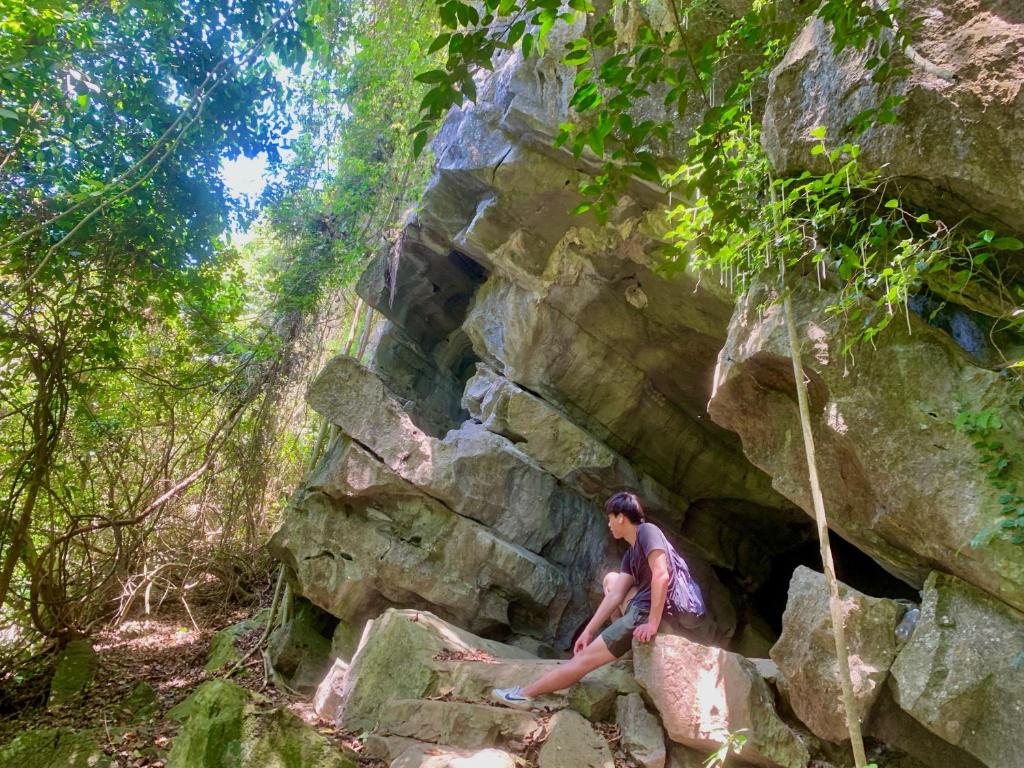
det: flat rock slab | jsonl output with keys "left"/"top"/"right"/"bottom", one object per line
{"left": 770, "top": 566, "right": 902, "bottom": 742}
{"left": 890, "top": 571, "right": 1024, "bottom": 768}
{"left": 391, "top": 745, "right": 518, "bottom": 768}
{"left": 0, "top": 727, "right": 112, "bottom": 768}
{"left": 538, "top": 709, "right": 613, "bottom": 768}
{"left": 379, "top": 700, "right": 540, "bottom": 751}
{"left": 634, "top": 634, "right": 809, "bottom": 768}
{"left": 48, "top": 639, "right": 97, "bottom": 708}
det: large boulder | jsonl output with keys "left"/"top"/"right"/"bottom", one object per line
{"left": 770, "top": 566, "right": 903, "bottom": 742}
{"left": 633, "top": 634, "right": 810, "bottom": 768}
{"left": 708, "top": 276, "right": 1024, "bottom": 614}
{"left": 327, "top": 608, "right": 640, "bottom": 734}
{"left": 307, "top": 355, "right": 603, "bottom": 559}
{"left": 271, "top": 441, "right": 583, "bottom": 642}
{"left": 889, "top": 571, "right": 1024, "bottom": 767}
{"left": 328, "top": 609, "right": 533, "bottom": 731}
{"left": 763, "top": 0, "right": 1024, "bottom": 235}
{"left": 866, "top": 682, "right": 986, "bottom": 768}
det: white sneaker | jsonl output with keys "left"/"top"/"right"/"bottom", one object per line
{"left": 490, "top": 686, "right": 535, "bottom": 711}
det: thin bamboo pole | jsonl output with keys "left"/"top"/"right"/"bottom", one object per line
{"left": 782, "top": 288, "right": 868, "bottom": 767}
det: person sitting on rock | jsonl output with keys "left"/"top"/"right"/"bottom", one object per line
{"left": 492, "top": 490, "right": 711, "bottom": 710}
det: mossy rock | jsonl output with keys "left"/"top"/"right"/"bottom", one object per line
{"left": 167, "top": 680, "right": 250, "bottom": 768}
{"left": 167, "top": 679, "right": 356, "bottom": 768}
{"left": 204, "top": 610, "right": 269, "bottom": 672}
{"left": 48, "top": 639, "right": 97, "bottom": 708}
{"left": 0, "top": 727, "right": 112, "bottom": 768}
{"left": 122, "top": 681, "right": 160, "bottom": 721}
{"left": 245, "top": 708, "right": 357, "bottom": 768}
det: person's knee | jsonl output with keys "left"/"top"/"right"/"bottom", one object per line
{"left": 578, "top": 637, "right": 616, "bottom": 672}
{"left": 602, "top": 572, "right": 618, "bottom": 595}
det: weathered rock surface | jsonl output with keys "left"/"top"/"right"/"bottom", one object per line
{"left": 167, "top": 679, "right": 356, "bottom": 768}
{"left": 866, "top": 682, "right": 986, "bottom": 768}
{"left": 380, "top": 699, "right": 540, "bottom": 751}
{"left": 0, "top": 728, "right": 111, "bottom": 768}
{"left": 538, "top": 709, "right": 613, "bottom": 768}
{"left": 770, "top": 566, "right": 903, "bottom": 742}
{"left": 889, "top": 571, "right": 1024, "bottom": 767}
{"left": 462, "top": 364, "right": 687, "bottom": 522}
{"left": 48, "top": 639, "right": 97, "bottom": 708}
{"left": 763, "top": 0, "right": 1024, "bottom": 235}
{"left": 271, "top": 481, "right": 576, "bottom": 644}
{"left": 709, "top": 276, "right": 1024, "bottom": 614}
{"left": 328, "top": 608, "right": 641, "bottom": 735}
{"left": 329, "top": 609, "right": 531, "bottom": 731}
{"left": 615, "top": 693, "right": 667, "bottom": 768}
{"left": 634, "top": 634, "right": 809, "bottom": 768}
{"left": 391, "top": 745, "right": 519, "bottom": 768}
{"left": 283, "top": 355, "right": 606, "bottom": 644}
{"left": 667, "top": 744, "right": 709, "bottom": 768}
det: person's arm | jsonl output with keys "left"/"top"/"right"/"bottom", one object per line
{"left": 574, "top": 572, "right": 635, "bottom": 655}
{"left": 633, "top": 549, "right": 669, "bottom": 643}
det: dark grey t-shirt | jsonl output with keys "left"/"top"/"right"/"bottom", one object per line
{"left": 621, "top": 522, "right": 706, "bottom": 622}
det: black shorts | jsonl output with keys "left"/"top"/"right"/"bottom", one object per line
{"left": 598, "top": 602, "right": 714, "bottom": 658}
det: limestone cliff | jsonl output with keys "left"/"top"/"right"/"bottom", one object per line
{"left": 271, "top": 1, "right": 1024, "bottom": 765}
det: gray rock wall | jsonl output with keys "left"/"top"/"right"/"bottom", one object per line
{"left": 273, "top": 1, "right": 1024, "bottom": 763}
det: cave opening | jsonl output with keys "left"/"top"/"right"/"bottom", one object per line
{"left": 751, "top": 529, "right": 921, "bottom": 637}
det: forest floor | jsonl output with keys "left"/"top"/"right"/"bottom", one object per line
{"left": 0, "top": 598, "right": 382, "bottom": 767}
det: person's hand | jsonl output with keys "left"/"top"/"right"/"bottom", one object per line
{"left": 632, "top": 621, "right": 659, "bottom": 643}
{"left": 573, "top": 629, "right": 594, "bottom": 655}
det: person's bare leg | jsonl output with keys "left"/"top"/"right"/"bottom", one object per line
{"left": 521, "top": 637, "right": 617, "bottom": 698}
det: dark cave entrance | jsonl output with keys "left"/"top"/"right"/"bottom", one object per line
{"left": 751, "top": 529, "right": 921, "bottom": 637}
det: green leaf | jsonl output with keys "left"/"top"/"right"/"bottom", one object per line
{"left": 884, "top": 198, "right": 899, "bottom": 208}
{"left": 991, "top": 237, "right": 1024, "bottom": 251}
{"left": 427, "top": 33, "right": 451, "bottom": 54}
{"left": 562, "top": 48, "right": 591, "bottom": 66}
{"left": 521, "top": 32, "right": 534, "bottom": 58}
{"left": 412, "top": 131, "right": 429, "bottom": 158}
{"left": 414, "top": 69, "right": 449, "bottom": 84}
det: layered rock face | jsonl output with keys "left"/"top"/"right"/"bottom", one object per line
{"left": 272, "top": 0, "right": 1024, "bottom": 765}
{"left": 273, "top": 2, "right": 810, "bottom": 655}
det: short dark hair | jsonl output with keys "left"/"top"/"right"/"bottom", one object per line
{"left": 605, "top": 491, "right": 645, "bottom": 524}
